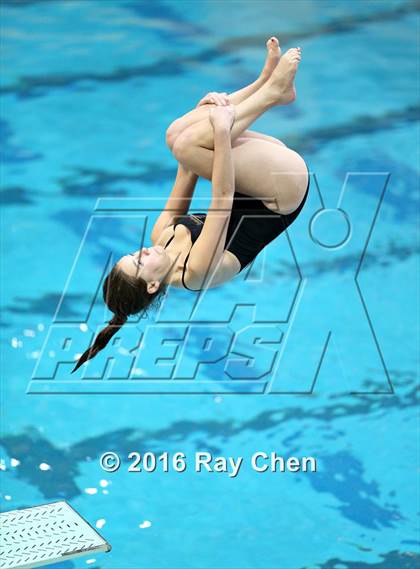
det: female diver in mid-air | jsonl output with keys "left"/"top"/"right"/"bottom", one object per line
{"left": 72, "top": 37, "right": 309, "bottom": 372}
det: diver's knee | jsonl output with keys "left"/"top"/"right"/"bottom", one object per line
{"left": 172, "top": 129, "right": 196, "bottom": 162}
{"left": 166, "top": 116, "right": 190, "bottom": 150}
{"left": 165, "top": 120, "right": 179, "bottom": 150}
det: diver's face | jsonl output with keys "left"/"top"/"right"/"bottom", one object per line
{"left": 117, "top": 246, "right": 169, "bottom": 291}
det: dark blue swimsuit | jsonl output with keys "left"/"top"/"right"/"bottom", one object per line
{"left": 164, "top": 174, "right": 310, "bottom": 291}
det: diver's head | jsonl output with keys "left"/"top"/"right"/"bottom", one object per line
{"left": 71, "top": 246, "right": 169, "bottom": 373}
{"left": 117, "top": 245, "right": 172, "bottom": 294}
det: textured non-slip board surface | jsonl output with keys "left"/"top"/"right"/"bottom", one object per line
{"left": 0, "top": 501, "right": 111, "bottom": 569}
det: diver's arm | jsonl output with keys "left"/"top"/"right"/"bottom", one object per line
{"left": 185, "top": 108, "right": 235, "bottom": 289}
{"left": 151, "top": 164, "right": 198, "bottom": 244}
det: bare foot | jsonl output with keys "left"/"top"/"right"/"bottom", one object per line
{"left": 265, "top": 47, "right": 302, "bottom": 105}
{"left": 260, "top": 37, "right": 282, "bottom": 81}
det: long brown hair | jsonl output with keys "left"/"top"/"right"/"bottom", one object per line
{"left": 71, "top": 266, "right": 167, "bottom": 373}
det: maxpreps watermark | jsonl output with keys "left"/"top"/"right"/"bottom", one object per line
{"left": 27, "top": 172, "right": 393, "bottom": 395}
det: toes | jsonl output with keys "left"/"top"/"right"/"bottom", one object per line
{"left": 266, "top": 36, "right": 280, "bottom": 50}
{"left": 285, "top": 47, "right": 302, "bottom": 61}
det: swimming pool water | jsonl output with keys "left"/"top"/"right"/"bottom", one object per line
{"left": 1, "top": 1, "right": 419, "bottom": 568}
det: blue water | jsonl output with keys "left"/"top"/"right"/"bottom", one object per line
{"left": 1, "top": 1, "right": 419, "bottom": 568}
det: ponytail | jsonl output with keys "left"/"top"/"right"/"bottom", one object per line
{"left": 71, "top": 264, "right": 167, "bottom": 373}
{"left": 71, "top": 314, "right": 127, "bottom": 373}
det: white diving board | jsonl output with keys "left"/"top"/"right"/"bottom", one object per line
{"left": 0, "top": 501, "right": 111, "bottom": 568}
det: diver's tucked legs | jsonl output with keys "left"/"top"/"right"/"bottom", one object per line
{"left": 168, "top": 46, "right": 305, "bottom": 213}
{"left": 166, "top": 37, "right": 282, "bottom": 149}
{"left": 172, "top": 47, "right": 300, "bottom": 162}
